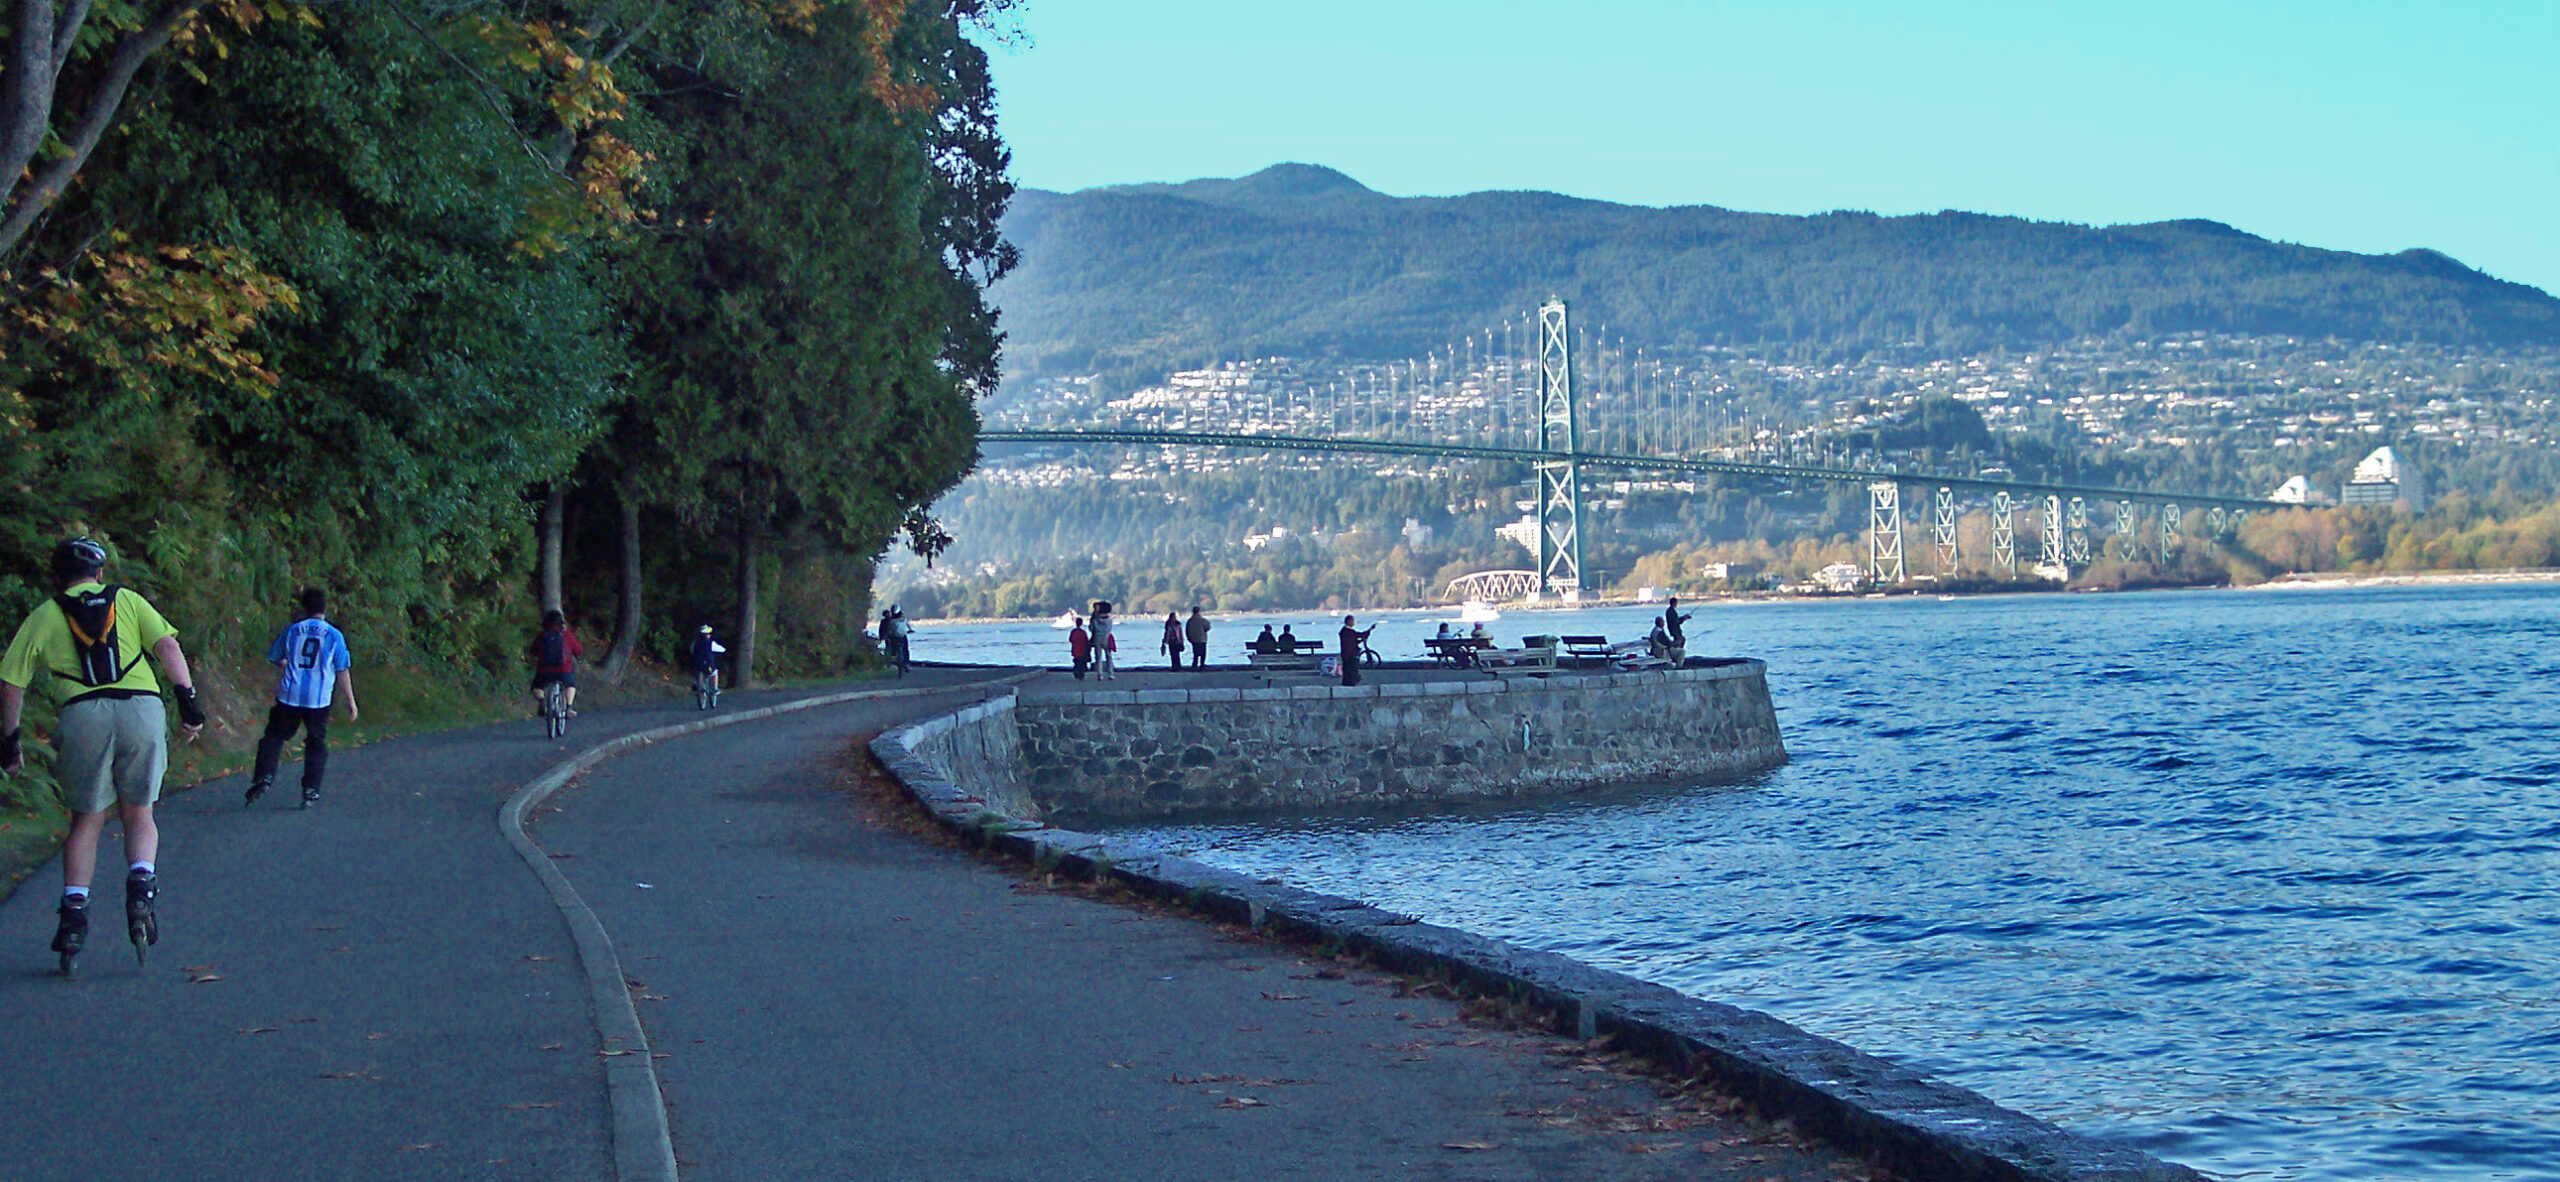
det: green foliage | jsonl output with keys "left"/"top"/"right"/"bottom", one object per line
{"left": 997, "top": 164, "right": 2560, "bottom": 381}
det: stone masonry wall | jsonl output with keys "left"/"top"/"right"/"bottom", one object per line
{"left": 884, "top": 693, "right": 1039, "bottom": 820}
{"left": 1014, "top": 661, "right": 1785, "bottom": 820}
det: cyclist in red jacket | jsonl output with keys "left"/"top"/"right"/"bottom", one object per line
{"left": 528, "top": 610, "right": 584, "bottom": 716}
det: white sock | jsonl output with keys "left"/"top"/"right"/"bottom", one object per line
{"left": 63, "top": 886, "right": 88, "bottom": 901}
{"left": 129, "top": 861, "right": 153, "bottom": 876}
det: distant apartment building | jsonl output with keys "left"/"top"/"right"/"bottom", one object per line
{"left": 1699, "top": 561, "right": 1761, "bottom": 584}
{"left": 2267, "top": 475, "right": 2335, "bottom": 505}
{"left": 2338, "top": 446, "right": 2428, "bottom": 510}
{"left": 1495, "top": 515, "right": 1541, "bottom": 552}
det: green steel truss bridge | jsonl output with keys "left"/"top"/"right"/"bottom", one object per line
{"left": 981, "top": 300, "right": 2282, "bottom": 599}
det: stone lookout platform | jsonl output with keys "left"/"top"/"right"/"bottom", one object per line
{"left": 907, "top": 659, "right": 1787, "bottom": 822}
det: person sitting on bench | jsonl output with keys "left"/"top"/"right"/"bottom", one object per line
{"left": 1252, "top": 625, "right": 1279, "bottom": 654}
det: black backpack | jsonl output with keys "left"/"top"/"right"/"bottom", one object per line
{"left": 535, "top": 628, "right": 568, "bottom": 667}
{"left": 55, "top": 585, "right": 141, "bottom": 687}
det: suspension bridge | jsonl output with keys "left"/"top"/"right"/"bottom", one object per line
{"left": 980, "top": 300, "right": 2280, "bottom": 600}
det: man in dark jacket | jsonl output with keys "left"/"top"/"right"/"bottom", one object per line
{"left": 1337, "top": 615, "right": 1377, "bottom": 687}
{"left": 1184, "top": 608, "right": 1212, "bottom": 669}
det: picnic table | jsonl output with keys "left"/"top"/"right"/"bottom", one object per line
{"left": 1558, "top": 635, "right": 1616, "bottom": 667}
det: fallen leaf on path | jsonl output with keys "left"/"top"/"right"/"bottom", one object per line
{"left": 1234, "top": 1025, "right": 1261, "bottom": 1033}
{"left": 504, "top": 1101, "right": 561, "bottom": 1110}
{"left": 525, "top": 955, "right": 555, "bottom": 962}
{"left": 1215, "top": 1096, "right": 1268, "bottom": 1109}
{"left": 1105, "top": 1061, "right": 1136, "bottom": 1070}
{"left": 181, "top": 963, "right": 215, "bottom": 972}
{"left": 634, "top": 994, "right": 670, "bottom": 1002}
{"left": 1443, "top": 1141, "right": 1496, "bottom": 1152}
{"left": 366, "top": 1033, "right": 388, "bottom": 1041}
{"left": 398, "top": 1143, "right": 436, "bottom": 1151}
{"left": 326, "top": 946, "right": 353, "bottom": 953}
{"left": 651, "top": 1053, "right": 671, "bottom": 1060}
{"left": 546, "top": 853, "right": 575, "bottom": 860}
{"left": 189, "top": 973, "right": 224, "bottom": 984}
{"left": 1258, "top": 992, "right": 1309, "bottom": 1001}
{"left": 319, "top": 1072, "right": 360, "bottom": 1080}
{"left": 539, "top": 1043, "right": 565, "bottom": 1051}
{"left": 596, "top": 1049, "right": 634, "bottom": 1057}
{"left": 291, "top": 1017, "right": 319, "bottom": 1024}
{"left": 235, "top": 1026, "right": 279, "bottom": 1035}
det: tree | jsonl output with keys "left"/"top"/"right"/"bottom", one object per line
{"left": 616, "top": 0, "right": 1010, "bottom": 685}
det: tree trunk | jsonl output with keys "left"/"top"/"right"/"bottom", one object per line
{"left": 734, "top": 506, "right": 760, "bottom": 690}
{"left": 598, "top": 486, "right": 642, "bottom": 681}
{"left": 538, "top": 483, "right": 566, "bottom": 616}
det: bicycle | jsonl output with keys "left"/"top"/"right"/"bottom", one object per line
{"left": 693, "top": 667, "right": 721, "bottom": 710}
{"left": 542, "top": 681, "right": 569, "bottom": 738}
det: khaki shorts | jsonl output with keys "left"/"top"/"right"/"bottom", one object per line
{"left": 54, "top": 695, "right": 168, "bottom": 814}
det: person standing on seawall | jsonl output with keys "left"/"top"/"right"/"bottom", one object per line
{"left": 1662, "top": 595, "right": 1693, "bottom": 663}
{"left": 1068, "top": 615, "right": 1091, "bottom": 680}
{"left": 1161, "top": 611, "right": 1184, "bottom": 671}
{"left": 1091, "top": 602, "right": 1118, "bottom": 680}
{"left": 1184, "top": 607, "right": 1211, "bottom": 670}
{"left": 247, "top": 588, "right": 357, "bottom": 808}
{"left": 1337, "top": 615, "right": 1377, "bottom": 688}
{"left": 0, "top": 537, "right": 207, "bottom": 971}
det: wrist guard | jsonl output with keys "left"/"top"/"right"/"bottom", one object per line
{"left": 1, "top": 728, "right": 19, "bottom": 765}
{"left": 173, "top": 685, "right": 206, "bottom": 728}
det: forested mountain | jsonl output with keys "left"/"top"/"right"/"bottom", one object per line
{"left": 994, "top": 163, "right": 2560, "bottom": 382}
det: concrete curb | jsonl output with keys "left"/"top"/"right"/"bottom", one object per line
{"left": 501, "top": 674, "right": 1039, "bottom": 1182}
{"left": 872, "top": 696, "right": 2205, "bottom": 1182}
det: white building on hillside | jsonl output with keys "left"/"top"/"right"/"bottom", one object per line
{"left": 2339, "top": 446, "right": 2427, "bottom": 510}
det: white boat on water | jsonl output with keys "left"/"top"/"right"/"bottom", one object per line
{"left": 1050, "top": 611, "right": 1079, "bottom": 629}
{"left": 1460, "top": 599, "right": 1502, "bottom": 624}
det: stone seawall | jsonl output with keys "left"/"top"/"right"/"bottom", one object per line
{"left": 1014, "top": 660, "right": 1785, "bottom": 819}
{"left": 873, "top": 694, "right": 1037, "bottom": 820}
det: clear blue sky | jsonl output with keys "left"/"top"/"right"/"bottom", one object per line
{"left": 981, "top": 1, "right": 2560, "bottom": 296}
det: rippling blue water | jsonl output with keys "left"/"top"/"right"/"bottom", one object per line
{"left": 930, "top": 585, "right": 2560, "bottom": 1180}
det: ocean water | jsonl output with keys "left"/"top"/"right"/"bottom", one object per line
{"left": 920, "top": 584, "right": 2560, "bottom": 1180}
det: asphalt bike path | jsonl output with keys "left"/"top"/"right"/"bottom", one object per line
{"left": 535, "top": 695, "right": 1872, "bottom": 1181}
{"left": 0, "top": 668, "right": 1004, "bottom": 1182}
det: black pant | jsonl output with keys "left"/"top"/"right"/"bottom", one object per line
{"left": 1072, "top": 654, "right": 1089, "bottom": 679}
{"left": 253, "top": 704, "right": 332, "bottom": 790}
{"left": 1340, "top": 651, "right": 1361, "bottom": 686}
{"left": 1189, "top": 641, "right": 1206, "bottom": 668}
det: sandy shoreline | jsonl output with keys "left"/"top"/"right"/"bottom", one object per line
{"left": 2242, "top": 568, "right": 2560, "bottom": 591}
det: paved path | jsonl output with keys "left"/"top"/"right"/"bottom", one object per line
{"left": 535, "top": 695, "right": 1870, "bottom": 1181}
{"left": 0, "top": 669, "right": 997, "bottom": 1181}
{"left": 0, "top": 667, "right": 1870, "bottom": 1181}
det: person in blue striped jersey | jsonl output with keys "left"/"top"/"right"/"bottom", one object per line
{"left": 247, "top": 588, "right": 358, "bottom": 809}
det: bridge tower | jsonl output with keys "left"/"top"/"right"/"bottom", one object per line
{"left": 1533, "top": 298, "right": 1584, "bottom": 601}
{"left": 2065, "top": 496, "right": 2092, "bottom": 565}
{"left": 2113, "top": 500, "right": 2136, "bottom": 559}
{"left": 1933, "top": 486, "right": 1960, "bottom": 576}
{"left": 2161, "top": 503, "right": 2181, "bottom": 555}
{"left": 1868, "top": 481, "right": 1905, "bottom": 584}
{"left": 2041, "top": 494, "right": 2066, "bottom": 572}
{"left": 1992, "top": 491, "right": 2016, "bottom": 574}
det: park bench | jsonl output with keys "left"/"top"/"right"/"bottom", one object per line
{"left": 1424, "top": 636, "right": 1491, "bottom": 666}
{"left": 1245, "top": 638, "right": 1326, "bottom": 671}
